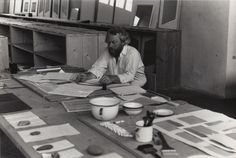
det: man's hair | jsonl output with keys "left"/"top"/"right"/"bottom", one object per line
{"left": 105, "top": 27, "right": 131, "bottom": 45}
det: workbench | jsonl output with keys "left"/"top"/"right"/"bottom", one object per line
{"left": 0, "top": 77, "right": 213, "bottom": 158}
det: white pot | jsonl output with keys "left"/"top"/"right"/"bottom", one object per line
{"left": 89, "top": 97, "right": 120, "bottom": 121}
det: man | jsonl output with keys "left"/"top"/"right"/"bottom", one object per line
{"left": 71, "top": 27, "right": 146, "bottom": 87}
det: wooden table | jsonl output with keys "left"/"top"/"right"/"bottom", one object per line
{"left": 0, "top": 77, "right": 206, "bottom": 158}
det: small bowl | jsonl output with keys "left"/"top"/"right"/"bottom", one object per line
{"left": 123, "top": 102, "right": 143, "bottom": 115}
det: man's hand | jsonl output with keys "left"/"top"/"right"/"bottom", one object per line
{"left": 70, "top": 73, "right": 88, "bottom": 83}
{"left": 99, "top": 75, "right": 120, "bottom": 85}
{"left": 70, "top": 72, "right": 97, "bottom": 83}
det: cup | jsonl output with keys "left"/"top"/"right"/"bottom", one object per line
{"left": 135, "top": 120, "right": 153, "bottom": 143}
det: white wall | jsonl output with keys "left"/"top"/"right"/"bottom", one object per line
{"left": 0, "top": 0, "right": 5, "bottom": 13}
{"left": 226, "top": 0, "right": 236, "bottom": 97}
{"left": 180, "top": 0, "right": 230, "bottom": 97}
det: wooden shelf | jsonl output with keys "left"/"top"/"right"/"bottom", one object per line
{"left": 12, "top": 43, "right": 33, "bottom": 53}
{"left": 34, "top": 50, "right": 65, "bottom": 64}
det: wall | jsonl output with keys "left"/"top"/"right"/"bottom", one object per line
{"left": 180, "top": 0, "right": 230, "bottom": 97}
{"left": 226, "top": 0, "right": 236, "bottom": 97}
{"left": 0, "top": 0, "right": 5, "bottom": 13}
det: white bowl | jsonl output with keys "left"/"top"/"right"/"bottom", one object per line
{"left": 123, "top": 102, "right": 143, "bottom": 115}
{"left": 89, "top": 97, "right": 120, "bottom": 121}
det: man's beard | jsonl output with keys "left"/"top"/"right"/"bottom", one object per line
{"left": 108, "top": 45, "right": 123, "bottom": 58}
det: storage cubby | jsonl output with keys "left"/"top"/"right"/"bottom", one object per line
{"left": 11, "top": 26, "right": 33, "bottom": 53}
{"left": 11, "top": 46, "right": 34, "bottom": 66}
{"left": 33, "top": 31, "right": 66, "bottom": 65}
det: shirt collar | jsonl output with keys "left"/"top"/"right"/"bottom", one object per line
{"left": 120, "top": 45, "right": 128, "bottom": 56}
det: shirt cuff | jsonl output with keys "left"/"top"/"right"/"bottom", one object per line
{"left": 118, "top": 74, "right": 132, "bottom": 84}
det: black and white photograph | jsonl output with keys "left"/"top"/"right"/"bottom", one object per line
{"left": 0, "top": 0, "right": 236, "bottom": 158}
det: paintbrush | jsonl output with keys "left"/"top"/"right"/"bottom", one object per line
{"left": 157, "top": 131, "right": 178, "bottom": 156}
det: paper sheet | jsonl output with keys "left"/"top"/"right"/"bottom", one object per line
{"left": 153, "top": 109, "right": 236, "bottom": 158}
{"left": 79, "top": 78, "right": 100, "bottom": 86}
{"left": 18, "top": 123, "right": 80, "bottom": 143}
{"left": 62, "top": 98, "right": 91, "bottom": 112}
{"left": 3, "top": 111, "right": 46, "bottom": 129}
{"left": 109, "top": 85, "right": 146, "bottom": 96}
{"left": 18, "top": 74, "right": 44, "bottom": 83}
{"left": 33, "top": 139, "right": 74, "bottom": 153}
{"left": 48, "top": 83, "right": 101, "bottom": 97}
{"left": 42, "top": 148, "right": 83, "bottom": 158}
{"left": 42, "top": 72, "right": 73, "bottom": 81}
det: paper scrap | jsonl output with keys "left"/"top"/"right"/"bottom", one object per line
{"left": 18, "top": 123, "right": 80, "bottom": 143}
{"left": 3, "top": 111, "right": 46, "bottom": 129}
{"left": 33, "top": 139, "right": 74, "bottom": 153}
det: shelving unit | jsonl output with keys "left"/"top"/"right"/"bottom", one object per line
{"left": 33, "top": 31, "right": 66, "bottom": 66}
{"left": 0, "top": 17, "right": 106, "bottom": 69}
{"left": 0, "top": 15, "right": 181, "bottom": 91}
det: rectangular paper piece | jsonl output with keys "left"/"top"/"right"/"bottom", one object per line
{"left": 33, "top": 139, "right": 74, "bottom": 153}
{"left": 153, "top": 109, "right": 236, "bottom": 158}
{"left": 18, "top": 123, "right": 80, "bottom": 143}
{"left": 3, "top": 111, "right": 46, "bottom": 129}
{"left": 109, "top": 85, "right": 146, "bottom": 96}
{"left": 62, "top": 98, "right": 91, "bottom": 112}
{"left": 42, "top": 148, "right": 83, "bottom": 158}
{"left": 42, "top": 72, "right": 73, "bottom": 81}
{"left": 48, "top": 83, "right": 101, "bottom": 97}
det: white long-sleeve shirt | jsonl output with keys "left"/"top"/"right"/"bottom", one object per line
{"left": 88, "top": 45, "right": 147, "bottom": 87}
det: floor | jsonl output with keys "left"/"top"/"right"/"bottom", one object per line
{"left": 157, "top": 88, "right": 236, "bottom": 119}
{"left": 1, "top": 88, "right": 236, "bottom": 158}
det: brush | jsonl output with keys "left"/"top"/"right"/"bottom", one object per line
{"left": 157, "top": 131, "right": 178, "bottom": 156}
{"left": 137, "top": 144, "right": 161, "bottom": 158}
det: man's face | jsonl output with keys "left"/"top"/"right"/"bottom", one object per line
{"left": 107, "top": 34, "right": 124, "bottom": 58}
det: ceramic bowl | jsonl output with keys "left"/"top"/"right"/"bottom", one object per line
{"left": 123, "top": 102, "right": 143, "bottom": 115}
{"left": 89, "top": 97, "right": 120, "bottom": 121}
